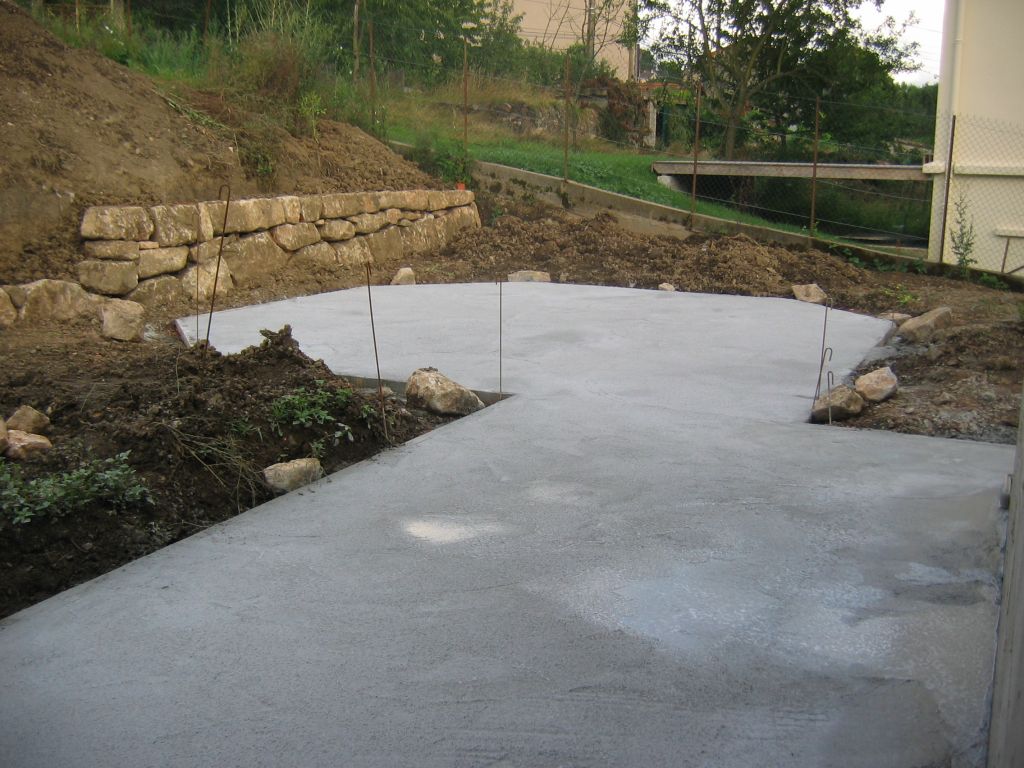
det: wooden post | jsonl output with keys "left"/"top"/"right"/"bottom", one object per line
{"left": 810, "top": 95, "right": 821, "bottom": 238}
{"left": 352, "top": 0, "right": 360, "bottom": 82}
{"left": 562, "top": 54, "right": 571, "bottom": 184}
{"left": 690, "top": 82, "right": 702, "bottom": 225}
{"left": 463, "top": 37, "right": 469, "bottom": 177}
{"left": 938, "top": 115, "right": 957, "bottom": 265}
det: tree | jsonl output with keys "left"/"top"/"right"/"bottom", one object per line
{"left": 651, "top": 0, "right": 916, "bottom": 159}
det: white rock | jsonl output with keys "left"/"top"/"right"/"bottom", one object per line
{"left": 137, "top": 246, "right": 188, "bottom": 279}
{"left": 77, "top": 260, "right": 138, "bottom": 296}
{"left": 811, "top": 386, "right": 864, "bottom": 422}
{"left": 80, "top": 205, "right": 153, "bottom": 241}
{"left": 4, "top": 430, "right": 53, "bottom": 460}
{"left": 263, "top": 458, "right": 323, "bottom": 493}
{"left": 180, "top": 261, "right": 233, "bottom": 304}
{"left": 129, "top": 276, "right": 182, "bottom": 307}
{"left": 405, "top": 368, "right": 484, "bottom": 416}
{"left": 898, "top": 307, "right": 953, "bottom": 343}
{"left": 854, "top": 367, "right": 899, "bottom": 403}
{"left": 390, "top": 267, "right": 416, "bottom": 285}
{"left": 318, "top": 219, "right": 356, "bottom": 241}
{"left": 7, "top": 405, "right": 51, "bottom": 434}
{"left": 149, "top": 203, "right": 199, "bottom": 246}
{"left": 18, "top": 279, "right": 102, "bottom": 322}
{"left": 508, "top": 270, "right": 551, "bottom": 283}
{"left": 101, "top": 299, "right": 146, "bottom": 341}
{"left": 82, "top": 240, "right": 141, "bottom": 260}
{"left": 221, "top": 232, "right": 287, "bottom": 286}
{"left": 658, "top": 282, "right": 675, "bottom": 291}
{"left": 792, "top": 283, "right": 827, "bottom": 305}
{"left": 271, "top": 223, "right": 321, "bottom": 251}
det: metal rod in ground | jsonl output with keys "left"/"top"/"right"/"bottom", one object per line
{"left": 364, "top": 262, "right": 389, "bottom": 443}
{"left": 462, "top": 38, "right": 469, "bottom": 172}
{"left": 813, "top": 297, "right": 831, "bottom": 401}
{"left": 498, "top": 278, "right": 503, "bottom": 399}
{"left": 810, "top": 95, "right": 820, "bottom": 238}
{"left": 204, "top": 184, "right": 231, "bottom": 349}
{"left": 562, "top": 54, "right": 571, "bottom": 184}
{"left": 938, "top": 114, "right": 957, "bottom": 265}
{"left": 690, "top": 81, "right": 701, "bottom": 226}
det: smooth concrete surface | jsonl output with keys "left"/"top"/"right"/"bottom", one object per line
{"left": 1, "top": 284, "right": 1014, "bottom": 768}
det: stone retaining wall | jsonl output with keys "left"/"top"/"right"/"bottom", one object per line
{"left": 0, "top": 189, "right": 479, "bottom": 338}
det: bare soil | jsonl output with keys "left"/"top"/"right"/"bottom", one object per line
{"left": 0, "top": 2, "right": 1021, "bottom": 618}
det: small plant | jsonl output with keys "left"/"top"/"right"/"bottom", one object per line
{"left": 976, "top": 273, "right": 1009, "bottom": 290}
{"left": 950, "top": 189, "right": 977, "bottom": 279}
{"left": 359, "top": 403, "right": 378, "bottom": 422}
{"left": 270, "top": 381, "right": 353, "bottom": 433}
{"left": 1, "top": 453, "right": 151, "bottom": 526}
{"left": 298, "top": 90, "right": 326, "bottom": 140}
{"left": 882, "top": 283, "right": 917, "bottom": 307}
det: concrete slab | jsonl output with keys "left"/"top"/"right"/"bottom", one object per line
{"left": 1, "top": 284, "right": 1014, "bottom": 768}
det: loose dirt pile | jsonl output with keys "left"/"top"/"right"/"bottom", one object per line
{"left": 0, "top": 326, "right": 454, "bottom": 618}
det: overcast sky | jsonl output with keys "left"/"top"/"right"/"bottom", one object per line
{"left": 854, "top": 0, "right": 945, "bottom": 85}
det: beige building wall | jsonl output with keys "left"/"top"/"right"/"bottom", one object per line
{"left": 926, "top": 0, "right": 1024, "bottom": 273}
{"left": 509, "top": 0, "right": 635, "bottom": 79}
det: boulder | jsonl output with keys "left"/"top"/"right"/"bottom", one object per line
{"left": 7, "top": 405, "right": 50, "bottom": 434}
{"left": 399, "top": 217, "right": 446, "bottom": 255}
{"left": 19, "top": 279, "right": 102, "bottom": 322}
{"left": 299, "top": 194, "right": 324, "bottom": 222}
{"left": 101, "top": 299, "right": 146, "bottom": 341}
{"left": 0, "top": 417, "right": 7, "bottom": 454}
{"left": 82, "top": 240, "right": 140, "bottom": 260}
{"left": 318, "top": 219, "right": 356, "bottom": 241}
{"left": 811, "top": 385, "right": 864, "bottom": 423}
{"left": 364, "top": 227, "right": 404, "bottom": 265}
{"left": 263, "top": 458, "right": 323, "bottom": 493}
{"left": 508, "top": 270, "right": 551, "bottom": 283}
{"left": 77, "top": 260, "right": 138, "bottom": 296}
{"left": 129, "top": 276, "right": 182, "bottom": 308}
{"left": 348, "top": 211, "right": 391, "bottom": 235}
{"left": 331, "top": 238, "right": 372, "bottom": 268}
{"left": 4, "top": 430, "right": 52, "bottom": 460}
{"left": 405, "top": 368, "right": 484, "bottom": 416}
{"left": 222, "top": 232, "right": 287, "bottom": 286}
{"left": 427, "top": 189, "right": 474, "bottom": 211}
{"left": 271, "top": 223, "right": 321, "bottom": 251}
{"left": 322, "top": 192, "right": 376, "bottom": 219}
{"left": 658, "top": 283, "right": 676, "bottom": 291}
{"left": 199, "top": 197, "right": 287, "bottom": 236}
{"left": 189, "top": 236, "right": 237, "bottom": 264}
{"left": 898, "top": 307, "right": 953, "bottom": 343}
{"left": 375, "top": 191, "right": 417, "bottom": 210}
{"left": 792, "top": 283, "right": 828, "bottom": 305}
{"left": 292, "top": 242, "right": 338, "bottom": 268}
{"left": 137, "top": 246, "right": 188, "bottom": 279}
{"left": 2, "top": 284, "right": 26, "bottom": 307}
{"left": 180, "top": 261, "right": 233, "bottom": 304}
{"left": 854, "top": 366, "right": 899, "bottom": 403}
{"left": 280, "top": 195, "right": 302, "bottom": 224}
{"left": 390, "top": 267, "right": 416, "bottom": 285}
{"left": 81, "top": 205, "right": 153, "bottom": 241}
{"left": 440, "top": 205, "right": 480, "bottom": 238}
{"left": 878, "top": 311, "right": 912, "bottom": 324}
{"left": 0, "top": 288, "right": 16, "bottom": 328}
{"left": 149, "top": 204, "right": 199, "bottom": 246}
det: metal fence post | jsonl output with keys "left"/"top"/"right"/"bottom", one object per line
{"left": 690, "top": 81, "right": 702, "bottom": 226}
{"left": 938, "top": 114, "right": 958, "bottom": 265}
{"left": 810, "top": 95, "right": 820, "bottom": 239}
{"left": 562, "top": 54, "right": 571, "bottom": 184}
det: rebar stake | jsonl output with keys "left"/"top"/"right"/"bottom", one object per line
{"left": 498, "top": 278, "right": 503, "bottom": 399}
{"left": 365, "top": 262, "right": 389, "bottom": 443}
{"left": 204, "top": 184, "right": 231, "bottom": 350}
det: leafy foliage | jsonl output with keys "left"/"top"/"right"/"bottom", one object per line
{"left": 270, "top": 381, "right": 353, "bottom": 431}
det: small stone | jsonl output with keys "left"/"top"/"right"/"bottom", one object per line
{"left": 898, "top": 307, "right": 953, "bottom": 343}
{"left": 508, "top": 270, "right": 551, "bottom": 283}
{"left": 82, "top": 240, "right": 141, "bottom": 260}
{"left": 7, "top": 405, "right": 51, "bottom": 434}
{"left": 390, "top": 267, "right": 416, "bottom": 285}
{"left": 137, "top": 246, "right": 188, "bottom": 279}
{"left": 792, "top": 283, "right": 827, "bottom": 305}
{"left": 0, "top": 288, "right": 16, "bottom": 328}
{"left": 811, "top": 386, "right": 864, "bottom": 422}
{"left": 77, "top": 260, "right": 138, "bottom": 296}
{"left": 854, "top": 366, "right": 898, "bottom": 403}
{"left": 658, "top": 283, "right": 675, "bottom": 291}
{"left": 4, "top": 430, "right": 52, "bottom": 460}
{"left": 263, "top": 458, "right": 323, "bottom": 493}
{"left": 405, "top": 367, "right": 484, "bottom": 416}
{"left": 100, "top": 299, "right": 146, "bottom": 341}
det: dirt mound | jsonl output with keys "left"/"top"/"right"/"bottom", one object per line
{"left": 414, "top": 209, "right": 866, "bottom": 297}
{"left": 0, "top": 0, "right": 435, "bottom": 284}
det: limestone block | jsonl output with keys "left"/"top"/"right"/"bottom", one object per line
{"left": 321, "top": 192, "right": 373, "bottom": 219}
{"left": 222, "top": 232, "right": 287, "bottom": 286}
{"left": 4, "top": 430, "right": 52, "bottom": 460}
{"left": 898, "top": 307, "right": 953, "bottom": 343}
{"left": 291, "top": 242, "right": 337, "bottom": 267}
{"left": 271, "top": 223, "right": 321, "bottom": 252}
{"left": 2, "top": 285, "right": 26, "bottom": 307}
{"left": 280, "top": 195, "right": 301, "bottom": 224}
{"left": 348, "top": 211, "right": 390, "bottom": 235}
{"left": 441, "top": 205, "right": 480, "bottom": 238}
{"left": 811, "top": 386, "right": 864, "bottom": 422}
{"left": 77, "top": 260, "right": 138, "bottom": 296}
{"left": 81, "top": 205, "right": 153, "bottom": 241}
{"left": 376, "top": 191, "right": 413, "bottom": 210}
{"left": 331, "top": 238, "right": 372, "bottom": 268}
{"left": 100, "top": 299, "right": 146, "bottom": 341}
{"left": 263, "top": 458, "right": 323, "bottom": 493}
{"left": 137, "top": 246, "right": 188, "bottom": 279}
{"left": 384, "top": 208, "right": 402, "bottom": 225}
{"left": 0, "top": 288, "right": 16, "bottom": 328}
{"left": 508, "top": 270, "right": 551, "bottom": 283}
{"left": 318, "top": 219, "right": 356, "bottom": 241}
{"left": 82, "top": 240, "right": 140, "bottom": 260}
{"left": 190, "top": 236, "right": 237, "bottom": 264}
{"left": 129, "top": 276, "right": 182, "bottom": 308}
{"left": 399, "top": 211, "right": 423, "bottom": 223}
{"left": 180, "top": 261, "right": 233, "bottom": 304}
{"left": 390, "top": 267, "right": 416, "bottom": 285}
{"left": 854, "top": 366, "right": 899, "bottom": 403}
{"left": 199, "top": 197, "right": 287, "bottom": 236}
{"left": 139, "top": 241, "right": 160, "bottom": 250}
{"left": 19, "top": 279, "right": 102, "bottom": 322}
{"left": 658, "top": 283, "right": 676, "bottom": 291}
{"left": 792, "top": 283, "right": 827, "bottom": 305}
{"left": 150, "top": 204, "right": 199, "bottom": 246}
{"left": 363, "top": 227, "right": 403, "bottom": 264}
{"left": 406, "top": 368, "right": 484, "bottom": 416}
{"left": 402, "top": 190, "right": 430, "bottom": 211}
{"left": 300, "top": 195, "right": 323, "bottom": 222}
{"left": 426, "top": 189, "right": 474, "bottom": 211}
{"left": 399, "top": 217, "right": 447, "bottom": 255}
{"left": 7, "top": 405, "right": 50, "bottom": 434}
